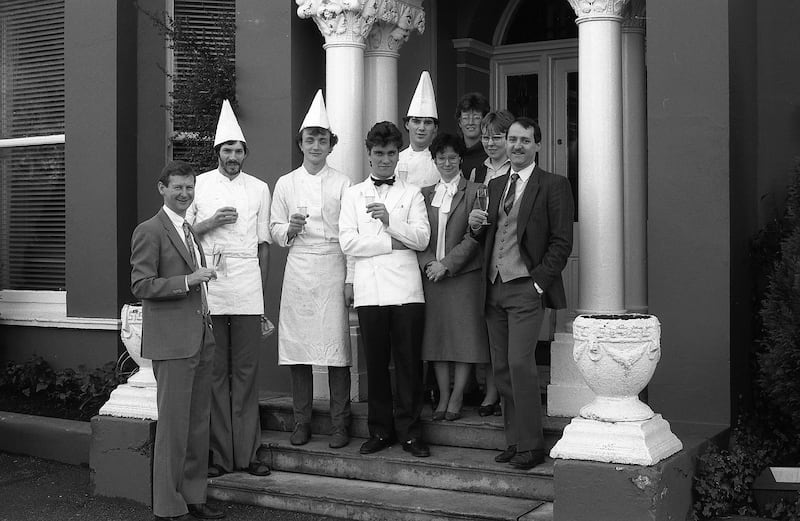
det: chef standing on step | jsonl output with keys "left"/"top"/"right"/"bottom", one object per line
{"left": 271, "top": 90, "right": 353, "bottom": 450}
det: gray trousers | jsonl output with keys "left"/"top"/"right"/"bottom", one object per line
{"left": 290, "top": 364, "right": 351, "bottom": 431}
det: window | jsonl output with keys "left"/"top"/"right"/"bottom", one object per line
{"left": 0, "top": 0, "right": 65, "bottom": 291}
{"left": 169, "top": 0, "right": 236, "bottom": 167}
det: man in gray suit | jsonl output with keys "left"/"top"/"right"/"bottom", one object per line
{"left": 468, "top": 117, "right": 574, "bottom": 470}
{"left": 131, "top": 160, "right": 224, "bottom": 520}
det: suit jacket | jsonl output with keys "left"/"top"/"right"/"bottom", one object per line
{"left": 417, "top": 177, "right": 482, "bottom": 276}
{"left": 130, "top": 209, "right": 207, "bottom": 360}
{"left": 477, "top": 165, "right": 574, "bottom": 309}
{"left": 339, "top": 177, "right": 430, "bottom": 308}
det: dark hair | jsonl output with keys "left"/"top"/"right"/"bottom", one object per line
{"left": 365, "top": 121, "right": 404, "bottom": 152}
{"left": 509, "top": 116, "right": 542, "bottom": 144}
{"left": 158, "top": 160, "right": 196, "bottom": 187}
{"left": 429, "top": 133, "right": 466, "bottom": 159}
{"left": 295, "top": 127, "right": 338, "bottom": 151}
{"left": 454, "top": 92, "right": 490, "bottom": 121}
{"left": 401, "top": 115, "right": 440, "bottom": 127}
{"left": 213, "top": 139, "right": 249, "bottom": 156}
{"left": 481, "top": 110, "right": 515, "bottom": 137}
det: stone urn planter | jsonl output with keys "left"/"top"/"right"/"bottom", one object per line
{"left": 573, "top": 313, "right": 660, "bottom": 422}
{"left": 550, "top": 313, "right": 682, "bottom": 465}
{"left": 98, "top": 303, "right": 158, "bottom": 419}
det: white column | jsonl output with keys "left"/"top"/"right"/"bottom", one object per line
{"left": 622, "top": 0, "right": 648, "bottom": 314}
{"left": 570, "top": 0, "right": 627, "bottom": 315}
{"left": 297, "top": 0, "right": 377, "bottom": 185}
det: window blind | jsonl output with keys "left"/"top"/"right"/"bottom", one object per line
{"left": 0, "top": 0, "right": 65, "bottom": 291}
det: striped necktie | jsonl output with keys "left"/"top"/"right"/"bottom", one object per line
{"left": 182, "top": 221, "right": 209, "bottom": 314}
{"left": 503, "top": 173, "right": 519, "bottom": 214}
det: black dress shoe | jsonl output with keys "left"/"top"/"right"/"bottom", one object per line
{"left": 494, "top": 444, "right": 517, "bottom": 463}
{"left": 359, "top": 436, "right": 395, "bottom": 454}
{"left": 187, "top": 503, "right": 225, "bottom": 519}
{"left": 509, "top": 449, "right": 545, "bottom": 470}
{"left": 478, "top": 401, "right": 498, "bottom": 417}
{"left": 329, "top": 428, "right": 350, "bottom": 449}
{"left": 154, "top": 514, "right": 191, "bottom": 521}
{"left": 402, "top": 439, "right": 431, "bottom": 458}
{"left": 206, "top": 464, "right": 226, "bottom": 478}
{"left": 247, "top": 460, "right": 271, "bottom": 476}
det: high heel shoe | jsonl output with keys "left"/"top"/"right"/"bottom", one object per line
{"left": 444, "top": 410, "right": 462, "bottom": 421}
{"left": 478, "top": 401, "right": 499, "bottom": 417}
{"left": 432, "top": 410, "right": 446, "bottom": 421}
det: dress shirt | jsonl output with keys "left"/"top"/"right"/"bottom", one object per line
{"left": 162, "top": 204, "right": 201, "bottom": 292}
{"left": 482, "top": 157, "right": 512, "bottom": 185}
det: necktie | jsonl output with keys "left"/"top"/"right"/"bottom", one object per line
{"left": 183, "top": 221, "right": 209, "bottom": 314}
{"left": 373, "top": 177, "right": 395, "bottom": 186}
{"left": 503, "top": 173, "right": 519, "bottom": 214}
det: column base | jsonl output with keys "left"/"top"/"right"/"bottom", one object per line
{"left": 98, "top": 384, "right": 158, "bottom": 420}
{"left": 550, "top": 414, "right": 683, "bottom": 465}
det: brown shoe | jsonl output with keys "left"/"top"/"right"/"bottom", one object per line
{"left": 289, "top": 422, "right": 311, "bottom": 446}
{"left": 329, "top": 428, "right": 350, "bottom": 449}
{"left": 494, "top": 444, "right": 517, "bottom": 463}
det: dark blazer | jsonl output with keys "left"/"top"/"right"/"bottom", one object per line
{"left": 130, "top": 209, "right": 207, "bottom": 360}
{"left": 418, "top": 177, "right": 482, "bottom": 276}
{"left": 476, "top": 165, "right": 574, "bottom": 309}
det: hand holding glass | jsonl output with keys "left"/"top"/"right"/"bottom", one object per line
{"left": 364, "top": 194, "right": 376, "bottom": 219}
{"left": 296, "top": 203, "right": 308, "bottom": 233}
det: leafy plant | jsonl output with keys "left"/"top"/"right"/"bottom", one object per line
{"left": 137, "top": 2, "right": 237, "bottom": 169}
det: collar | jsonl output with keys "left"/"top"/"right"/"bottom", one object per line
{"left": 214, "top": 168, "right": 244, "bottom": 184}
{"left": 301, "top": 163, "right": 328, "bottom": 178}
{"left": 510, "top": 162, "right": 536, "bottom": 183}
{"left": 162, "top": 205, "right": 187, "bottom": 228}
{"left": 437, "top": 174, "right": 461, "bottom": 190}
{"left": 484, "top": 157, "right": 511, "bottom": 172}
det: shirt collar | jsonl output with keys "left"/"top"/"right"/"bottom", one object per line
{"left": 162, "top": 205, "right": 187, "bottom": 228}
{"left": 484, "top": 157, "right": 511, "bottom": 172}
{"left": 511, "top": 162, "right": 536, "bottom": 183}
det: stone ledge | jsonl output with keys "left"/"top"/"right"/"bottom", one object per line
{"left": 0, "top": 411, "right": 91, "bottom": 465}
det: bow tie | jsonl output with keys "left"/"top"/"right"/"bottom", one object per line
{"left": 372, "top": 177, "right": 395, "bottom": 187}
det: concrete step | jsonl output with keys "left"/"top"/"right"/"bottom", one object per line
{"left": 258, "top": 430, "right": 554, "bottom": 501}
{"left": 208, "top": 470, "right": 553, "bottom": 521}
{"left": 259, "top": 393, "right": 570, "bottom": 451}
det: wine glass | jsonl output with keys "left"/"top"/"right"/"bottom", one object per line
{"left": 296, "top": 202, "right": 308, "bottom": 233}
{"left": 364, "top": 194, "right": 376, "bottom": 220}
{"left": 476, "top": 185, "right": 490, "bottom": 225}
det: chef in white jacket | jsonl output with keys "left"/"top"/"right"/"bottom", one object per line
{"left": 339, "top": 121, "right": 432, "bottom": 458}
{"left": 396, "top": 71, "right": 440, "bottom": 188}
{"left": 186, "top": 100, "right": 272, "bottom": 478}
{"left": 270, "top": 90, "right": 353, "bottom": 450}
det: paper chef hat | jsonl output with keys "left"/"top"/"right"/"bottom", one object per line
{"left": 213, "top": 99, "right": 246, "bottom": 147}
{"left": 299, "top": 89, "right": 331, "bottom": 132}
{"left": 406, "top": 71, "right": 438, "bottom": 119}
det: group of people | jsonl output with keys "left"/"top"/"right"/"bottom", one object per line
{"left": 131, "top": 70, "right": 574, "bottom": 521}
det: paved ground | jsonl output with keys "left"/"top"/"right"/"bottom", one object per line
{"left": 0, "top": 452, "right": 336, "bottom": 521}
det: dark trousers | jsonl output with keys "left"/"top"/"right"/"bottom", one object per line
{"left": 290, "top": 364, "right": 352, "bottom": 431}
{"left": 152, "top": 321, "right": 214, "bottom": 518}
{"left": 357, "top": 303, "right": 425, "bottom": 442}
{"left": 485, "top": 278, "right": 545, "bottom": 452}
{"left": 209, "top": 314, "right": 262, "bottom": 472}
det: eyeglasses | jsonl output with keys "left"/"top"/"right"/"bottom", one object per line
{"left": 481, "top": 135, "right": 506, "bottom": 143}
{"left": 434, "top": 155, "right": 461, "bottom": 165}
{"left": 460, "top": 114, "right": 483, "bottom": 123}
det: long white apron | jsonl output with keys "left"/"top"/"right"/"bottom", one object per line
{"left": 278, "top": 243, "right": 351, "bottom": 367}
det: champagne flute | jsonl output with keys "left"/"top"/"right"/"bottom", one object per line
{"left": 476, "top": 185, "right": 490, "bottom": 225}
{"left": 296, "top": 202, "right": 308, "bottom": 233}
{"left": 364, "top": 194, "right": 376, "bottom": 220}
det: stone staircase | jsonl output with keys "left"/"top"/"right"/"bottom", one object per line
{"left": 207, "top": 389, "right": 569, "bottom": 521}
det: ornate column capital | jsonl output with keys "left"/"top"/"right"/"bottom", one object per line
{"left": 365, "top": 1, "right": 425, "bottom": 56}
{"left": 567, "top": 0, "right": 630, "bottom": 23}
{"left": 622, "top": 0, "right": 646, "bottom": 33}
{"left": 296, "top": 0, "right": 380, "bottom": 47}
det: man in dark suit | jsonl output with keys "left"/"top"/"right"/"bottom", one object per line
{"left": 130, "top": 160, "right": 224, "bottom": 520}
{"left": 468, "top": 117, "right": 574, "bottom": 470}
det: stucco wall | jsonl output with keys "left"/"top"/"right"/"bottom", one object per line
{"left": 646, "top": 0, "right": 731, "bottom": 426}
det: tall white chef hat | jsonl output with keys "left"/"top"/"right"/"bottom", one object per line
{"left": 213, "top": 99, "right": 246, "bottom": 147}
{"left": 406, "top": 71, "right": 438, "bottom": 120}
{"left": 299, "top": 89, "right": 331, "bottom": 132}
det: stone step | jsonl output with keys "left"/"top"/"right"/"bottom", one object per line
{"left": 259, "top": 393, "right": 570, "bottom": 451}
{"left": 208, "top": 470, "right": 553, "bottom": 521}
{"left": 258, "top": 430, "right": 554, "bottom": 501}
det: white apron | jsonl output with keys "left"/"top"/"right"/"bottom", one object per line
{"left": 278, "top": 242, "right": 351, "bottom": 366}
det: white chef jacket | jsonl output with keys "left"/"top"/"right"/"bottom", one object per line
{"left": 396, "top": 146, "right": 440, "bottom": 189}
{"left": 186, "top": 168, "right": 272, "bottom": 315}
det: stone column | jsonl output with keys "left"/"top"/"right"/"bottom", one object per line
{"left": 364, "top": 1, "right": 425, "bottom": 130}
{"left": 622, "top": 0, "right": 648, "bottom": 313}
{"left": 570, "top": 0, "right": 627, "bottom": 316}
{"left": 297, "top": 0, "right": 377, "bottom": 185}
{"left": 296, "top": 0, "right": 379, "bottom": 401}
